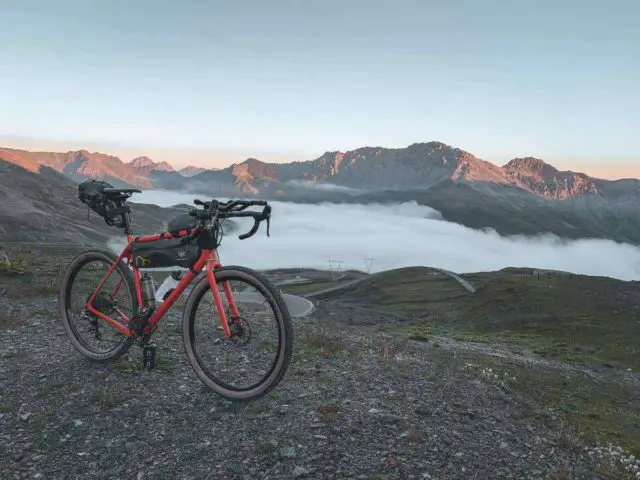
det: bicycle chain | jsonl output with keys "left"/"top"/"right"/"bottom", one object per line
{"left": 130, "top": 308, "right": 155, "bottom": 341}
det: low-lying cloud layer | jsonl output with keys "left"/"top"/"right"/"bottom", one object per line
{"left": 131, "top": 190, "right": 640, "bottom": 281}
{"left": 285, "top": 179, "right": 363, "bottom": 194}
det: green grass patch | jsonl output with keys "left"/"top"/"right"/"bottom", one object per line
{"left": 524, "top": 367, "right": 639, "bottom": 455}
{"left": 450, "top": 332, "right": 493, "bottom": 344}
{"left": 154, "top": 351, "right": 179, "bottom": 371}
{"left": 279, "top": 281, "right": 338, "bottom": 295}
{"left": 113, "top": 360, "right": 135, "bottom": 372}
{"left": 0, "top": 247, "right": 30, "bottom": 276}
{"left": 381, "top": 321, "right": 434, "bottom": 342}
{"left": 344, "top": 267, "right": 640, "bottom": 455}
{"left": 385, "top": 320, "right": 640, "bottom": 454}
{"left": 257, "top": 441, "right": 278, "bottom": 456}
{"left": 333, "top": 268, "right": 640, "bottom": 370}
{"left": 90, "top": 389, "right": 105, "bottom": 404}
{"left": 464, "top": 356, "right": 640, "bottom": 456}
{"left": 90, "top": 388, "right": 125, "bottom": 407}
{"left": 293, "top": 329, "right": 348, "bottom": 362}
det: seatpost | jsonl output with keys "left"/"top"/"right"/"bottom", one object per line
{"left": 123, "top": 209, "right": 133, "bottom": 236}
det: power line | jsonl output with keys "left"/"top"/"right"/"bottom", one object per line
{"left": 326, "top": 256, "right": 342, "bottom": 280}
{"left": 362, "top": 257, "right": 374, "bottom": 273}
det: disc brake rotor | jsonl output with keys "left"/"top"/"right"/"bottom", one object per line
{"left": 229, "top": 317, "right": 252, "bottom": 346}
{"left": 83, "top": 293, "right": 116, "bottom": 339}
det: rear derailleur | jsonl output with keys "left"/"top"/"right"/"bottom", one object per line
{"left": 85, "top": 293, "right": 118, "bottom": 340}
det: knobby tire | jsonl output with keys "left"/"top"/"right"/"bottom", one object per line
{"left": 182, "top": 265, "right": 294, "bottom": 401}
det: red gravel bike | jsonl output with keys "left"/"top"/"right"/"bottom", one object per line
{"left": 59, "top": 183, "right": 293, "bottom": 401}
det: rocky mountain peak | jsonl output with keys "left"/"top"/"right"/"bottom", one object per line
{"left": 504, "top": 157, "right": 558, "bottom": 174}
{"left": 130, "top": 156, "right": 175, "bottom": 172}
{"left": 233, "top": 158, "right": 277, "bottom": 182}
{"left": 503, "top": 157, "right": 600, "bottom": 199}
{"left": 179, "top": 165, "right": 208, "bottom": 177}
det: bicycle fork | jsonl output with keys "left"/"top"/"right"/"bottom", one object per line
{"left": 205, "top": 261, "right": 240, "bottom": 338}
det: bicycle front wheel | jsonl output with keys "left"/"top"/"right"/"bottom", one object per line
{"left": 182, "top": 265, "right": 293, "bottom": 401}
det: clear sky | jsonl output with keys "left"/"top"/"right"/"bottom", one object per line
{"left": 1, "top": 0, "right": 638, "bottom": 177}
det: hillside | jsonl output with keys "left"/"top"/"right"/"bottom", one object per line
{"left": 280, "top": 265, "right": 640, "bottom": 455}
{"left": 0, "top": 147, "right": 197, "bottom": 189}
{"left": 0, "top": 147, "right": 153, "bottom": 189}
{"left": 0, "top": 160, "right": 189, "bottom": 245}
{"left": 312, "top": 266, "right": 640, "bottom": 369}
{"left": 2, "top": 255, "right": 639, "bottom": 478}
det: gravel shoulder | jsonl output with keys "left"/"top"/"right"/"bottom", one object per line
{"left": 0, "top": 257, "right": 621, "bottom": 480}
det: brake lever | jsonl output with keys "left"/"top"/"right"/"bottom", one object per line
{"left": 264, "top": 205, "right": 271, "bottom": 237}
{"left": 236, "top": 204, "right": 271, "bottom": 240}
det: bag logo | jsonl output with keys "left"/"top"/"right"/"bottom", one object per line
{"left": 135, "top": 256, "right": 152, "bottom": 267}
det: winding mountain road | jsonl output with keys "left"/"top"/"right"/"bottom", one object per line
{"left": 302, "top": 267, "right": 477, "bottom": 299}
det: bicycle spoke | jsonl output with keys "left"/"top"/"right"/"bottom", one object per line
{"left": 189, "top": 274, "right": 286, "bottom": 393}
{"left": 67, "top": 258, "right": 132, "bottom": 354}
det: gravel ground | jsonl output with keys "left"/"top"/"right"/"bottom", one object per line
{"left": 0, "top": 266, "right": 609, "bottom": 480}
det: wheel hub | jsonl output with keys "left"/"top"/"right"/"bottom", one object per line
{"left": 87, "top": 292, "right": 116, "bottom": 315}
{"left": 83, "top": 293, "right": 118, "bottom": 340}
{"left": 229, "top": 317, "right": 251, "bottom": 346}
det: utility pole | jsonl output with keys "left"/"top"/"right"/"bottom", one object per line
{"left": 327, "top": 256, "right": 342, "bottom": 280}
{"left": 362, "top": 257, "right": 374, "bottom": 274}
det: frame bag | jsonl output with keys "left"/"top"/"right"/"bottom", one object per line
{"left": 130, "top": 237, "right": 201, "bottom": 269}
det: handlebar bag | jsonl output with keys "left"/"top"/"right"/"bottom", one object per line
{"left": 167, "top": 213, "right": 197, "bottom": 233}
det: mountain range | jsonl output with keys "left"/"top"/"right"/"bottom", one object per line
{"left": 1, "top": 142, "right": 640, "bottom": 244}
{"left": 0, "top": 147, "right": 217, "bottom": 190}
{"left": 2, "top": 142, "right": 636, "bottom": 201}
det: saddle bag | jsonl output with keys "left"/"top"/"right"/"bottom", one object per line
{"left": 78, "top": 179, "right": 127, "bottom": 227}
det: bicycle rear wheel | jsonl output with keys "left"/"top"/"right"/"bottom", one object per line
{"left": 59, "top": 249, "right": 136, "bottom": 362}
{"left": 182, "top": 265, "right": 293, "bottom": 401}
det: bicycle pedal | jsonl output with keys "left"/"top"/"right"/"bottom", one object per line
{"left": 142, "top": 343, "right": 157, "bottom": 370}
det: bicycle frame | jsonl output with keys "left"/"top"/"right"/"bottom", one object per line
{"left": 85, "top": 227, "right": 239, "bottom": 339}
